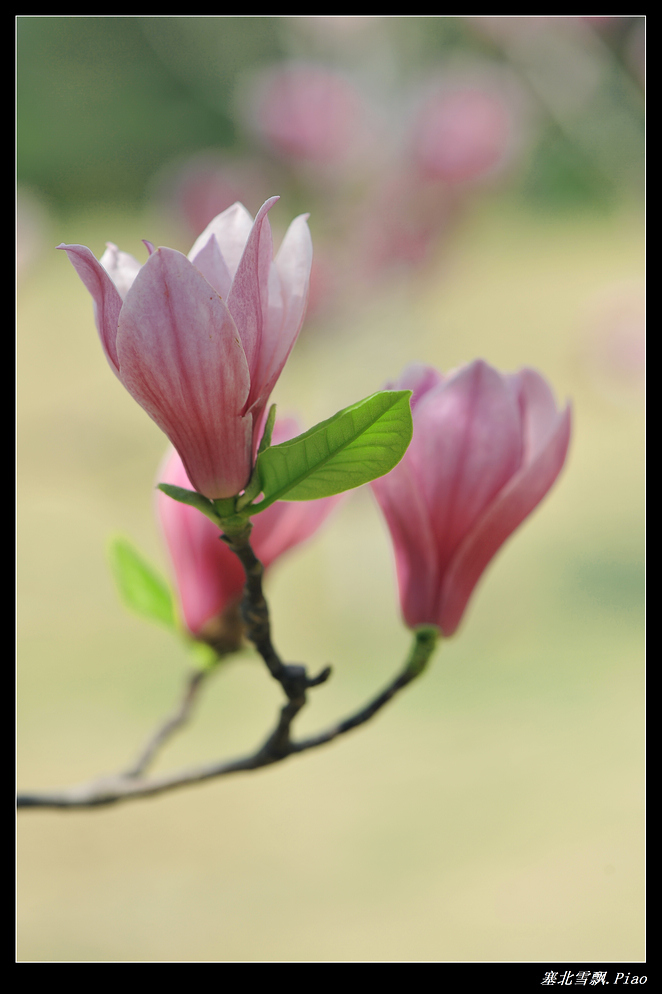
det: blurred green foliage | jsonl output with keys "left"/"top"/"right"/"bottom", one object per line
{"left": 18, "top": 15, "right": 644, "bottom": 211}
{"left": 17, "top": 17, "right": 282, "bottom": 204}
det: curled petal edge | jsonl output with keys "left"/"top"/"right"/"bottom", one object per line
{"left": 57, "top": 243, "right": 123, "bottom": 375}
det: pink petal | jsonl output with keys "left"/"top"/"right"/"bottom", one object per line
{"left": 187, "top": 234, "right": 232, "bottom": 299}
{"left": 436, "top": 403, "right": 571, "bottom": 635}
{"left": 251, "top": 491, "right": 342, "bottom": 569}
{"left": 99, "top": 243, "right": 142, "bottom": 301}
{"left": 57, "top": 243, "right": 123, "bottom": 375}
{"left": 392, "top": 362, "right": 445, "bottom": 409}
{"left": 188, "top": 201, "right": 255, "bottom": 282}
{"left": 226, "top": 197, "right": 279, "bottom": 401}
{"left": 371, "top": 456, "right": 439, "bottom": 628}
{"left": 513, "top": 367, "right": 566, "bottom": 461}
{"left": 156, "top": 449, "right": 246, "bottom": 635}
{"left": 251, "top": 213, "right": 313, "bottom": 406}
{"left": 412, "top": 360, "right": 523, "bottom": 575}
{"left": 116, "top": 247, "right": 252, "bottom": 499}
{"left": 272, "top": 214, "right": 313, "bottom": 344}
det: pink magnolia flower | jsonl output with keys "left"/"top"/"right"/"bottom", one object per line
{"left": 58, "top": 198, "right": 312, "bottom": 499}
{"left": 157, "top": 418, "right": 342, "bottom": 641}
{"left": 371, "top": 361, "right": 571, "bottom": 636}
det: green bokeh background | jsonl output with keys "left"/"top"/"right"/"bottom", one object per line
{"left": 18, "top": 16, "right": 644, "bottom": 962}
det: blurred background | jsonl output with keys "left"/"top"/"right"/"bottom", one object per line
{"left": 17, "top": 16, "right": 644, "bottom": 962}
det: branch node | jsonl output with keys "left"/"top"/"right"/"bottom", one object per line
{"left": 307, "top": 665, "right": 332, "bottom": 688}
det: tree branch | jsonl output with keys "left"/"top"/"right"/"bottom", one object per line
{"left": 18, "top": 526, "right": 438, "bottom": 811}
{"left": 17, "top": 628, "right": 439, "bottom": 810}
{"left": 222, "top": 525, "right": 331, "bottom": 699}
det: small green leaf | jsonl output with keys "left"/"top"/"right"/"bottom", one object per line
{"left": 187, "top": 639, "right": 221, "bottom": 672}
{"left": 156, "top": 483, "right": 221, "bottom": 525}
{"left": 253, "top": 389, "right": 413, "bottom": 509}
{"left": 107, "top": 536, "right": 177, "bottom": 631}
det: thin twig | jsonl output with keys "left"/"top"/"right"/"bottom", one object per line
{"left": 123, "top": 669, "right": 208, "bottom": 779}
{"left": 293, "top": 666, "right": 420, "bottom": 753}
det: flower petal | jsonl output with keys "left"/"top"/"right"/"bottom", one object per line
{"left": 252, "top": 213, "right": 313, "bottom": 400}
{"left": 57, "top": 243, "right": 123, "bottom": 375}
{"left": 156, "top": 448, "right": 246, "bottom": 635}
{"left": 226, "top": 197, "right": 279, "bottom": 398}
{"left": 412, "top": 360, "right": 523, "bottom": 574}
{"left": 117, "top": 247, "right": 252, "bottom": 499}
{"left": 244, "top": 213, "right": 313, "bottom": 435}
{"left": 188, "top": 201, "right": 255, "bottom": 281}
{"left": 187, "top": 234, "right": 232, "bottom": 299}
{"left": 436, "top": 402, "right": 571, "bottom": 635}
{"left": 393, "top": 362, "right": 445, "bottom": 409}
{"left": 99, "top": 243, "right": 143, "bottom": 301}
{"left": 251, "top": 490, "right": 342, "bottom": 569}
{"left": 371, "top": 455, "right": 439, "bottom": 628}
{"left": 513, "top": 367, "right": 566, "bottom": 462}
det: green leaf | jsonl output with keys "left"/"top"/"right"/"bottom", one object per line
{"left": 253, "top": 390, "right": 413, "bottom": 509}
{"left": 156, "top": 483, "right": 221, "bottom": 525}
{"left": 107, "top": 536, "right": 177, "bottom": 631}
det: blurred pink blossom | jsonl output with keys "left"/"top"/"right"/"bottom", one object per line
{"left": 157, "top": 419, "right": 342, "bottom": 642}
{"left": 59, "top": 198, "right": 312, "bottom": 500}
{"left": 153, "top": 153, "right": 270, "bottom": 241}
{"left": 371, "top": 361, "right": 571, "bottom": 636}
{"left": 348, "top": 67, "right": 526, "bottom": 282}
{"left": 249, "top": 63, "right": 366, "bottom": 168}
{"left": 411, "top": 86, "right": 515, "bottom": 184}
